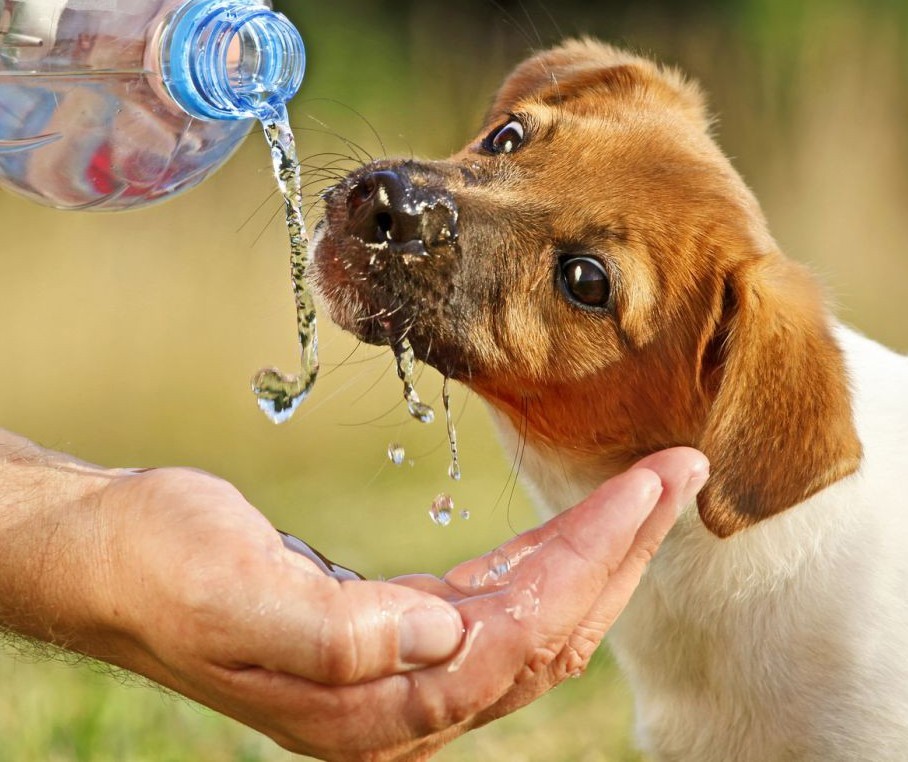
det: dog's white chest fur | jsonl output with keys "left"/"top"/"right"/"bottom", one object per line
{"left": 503, "top": 326, "right": 908, "bottom": 761}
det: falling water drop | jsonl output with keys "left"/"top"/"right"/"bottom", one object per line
{"left": 393, "top": 338, "right": 434, "bottom": 423}
{"left": 387, "top": 443, "right": 405, "bottom": 465}
{"left": 429, "top": 493, "right": 454, "bottom": 526}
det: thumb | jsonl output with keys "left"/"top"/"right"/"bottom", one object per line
{"left": 231, "top": 564, "right": 464, "bottom": 685}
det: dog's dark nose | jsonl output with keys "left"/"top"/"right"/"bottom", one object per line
{"left": 347, "top": 170, "right": 418, "bottom": 244}
{"left": 346, "top": 169, "right": 456, "bottom": 248}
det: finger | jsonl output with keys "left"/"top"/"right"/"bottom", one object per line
{"left": 192, "top": 662, "right": 454, "bottom": 760}
{"left": 391, "top": 573, "right": 457, "bottom": 598}
{"left": 369, "top": 462, "right": 693, "bottom": 743}
{"left": 578, "top": 447, "right": 710, "bottom": 638}
{"left": 228, "top": 566, "right": 465, "bottom": 685}
{"left": 464, "top": 449, "right": 709, "bottom": 725}
{"left": 449, "top": 450, "right": 706, "bottom": 691}
{"left": 410, "top": 468, "right": 666, "bottom": 706}
{"left": 229, "top": 450, "right": 706, "bottom": 691}
{"left": 443, "top": 468, "right": 661, "bottom": 592}
{"left": 454, "top": 466, "right": 664, "bottom": 632}
{"left": 445, "top": 447, "right": 707, "bottom": 594}
{"left": 590, "top": 446, "right": 711, "bottom": 622}
{"left": 630, "top": 446, "right": 710, "bottom": 515}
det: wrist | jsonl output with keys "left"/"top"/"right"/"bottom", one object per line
{"left": 0, "top": 430, "right": 120, "bottom": 650}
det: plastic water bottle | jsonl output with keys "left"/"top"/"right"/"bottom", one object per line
{"left": 0, "top": 0, "right": 305, "bottom": 210}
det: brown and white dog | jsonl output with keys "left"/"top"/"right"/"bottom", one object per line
{"left": 311, "top": 39, "right": 908, "bottom": 761}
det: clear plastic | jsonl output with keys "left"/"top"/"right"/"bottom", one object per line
{"left": 0, "top": 0, "right": 305, "bottom": 210}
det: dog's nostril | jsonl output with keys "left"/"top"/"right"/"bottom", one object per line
{"left": 375, "top": 211, "right": 394, "bottom": 241}
{"left": 347, "top": 169, "right": 417, "bottom": 245}
{"left": 346, "top": 176, "right": 378, "bottom": 215}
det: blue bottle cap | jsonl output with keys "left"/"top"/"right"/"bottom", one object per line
{"left": 159, "top": 0, "right": 305, "bottom": 121}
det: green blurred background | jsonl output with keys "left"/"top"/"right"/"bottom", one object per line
{"left": 1, "top": 0, "right": 906, "bottom": 759}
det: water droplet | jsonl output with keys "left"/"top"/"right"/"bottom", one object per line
{"left": 442, "top": 377, "right": 462, "bottom": 481}
{"left": 488, "top": 550, "right": 511, "bottom": 580}
{"left": 387, "top": 443, "right": 405, "bottom": 465}
{"left": 460, "top": 509, "right": 470, "bottom": 520}
{"left": 252, "top": 109, "right": 319, "bottom": 423}
{"left": 429, "top": 493, "right": 454, "bottom": 526}
{"left": 252, "top": 368, "right": 311, "bottom": 424}
{"left": 393, "top": 339, "right": 434, "bottom": 424}
{"left": 428, "top": 507, "right": 452, "bottom": 527}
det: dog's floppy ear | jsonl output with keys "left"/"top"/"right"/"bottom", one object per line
{"left": 696, "top": 254, "right": 862, "bottom": 537}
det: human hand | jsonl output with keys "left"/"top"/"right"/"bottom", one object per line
{"left": 0, "top": 431, "right": 465, "bottom": 745}
{"left": 99, "top": 448, "right": 704, "bottom": 760}
{"left": 0, "top": 431, "right": 706, "bottom": 761}
{"left": 85, "top": 465, "right": 467, "bottom": 694}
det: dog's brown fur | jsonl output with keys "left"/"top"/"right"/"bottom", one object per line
{"left": 312, "top": 38, "right": 862, "bottom": 538}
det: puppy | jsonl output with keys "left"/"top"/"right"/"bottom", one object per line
{"left": 311, "top": 39, "right": 908, "bottom": 761}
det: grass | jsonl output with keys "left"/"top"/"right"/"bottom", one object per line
{"left": 0, "top": 645, "right": 642, "bottom": 761}
{"left": 0, "top": 1, "right": 905, "bottom": 759}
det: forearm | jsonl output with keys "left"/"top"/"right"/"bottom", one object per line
{"left": 0, "top": 430, "right": 116, "bottom": 647}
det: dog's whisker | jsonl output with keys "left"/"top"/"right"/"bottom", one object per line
{"left": 295, "top": 150, "right": 363, "bottom": 167}
{"left": 248, "top": 202, "right": 288, "bottom": 248}
{"left": 505, "top": 396, "right": 531, "bottom": 535}
{"left": 484, "top": 0, "right": 543, "bottom": 54}
{"left": 298, "top": 117, "right": 375, "bottom": 164}
{"left": 534, "top": 0, "right": 564, "bottom": 42}
{"left": 517, "top": 0, "right": 548, "bottom": 50}
{"left": 323, "top": 350, "right": 388, "bottom": 369}
{"left": 354, "top": 301, "right": 406, "bottom": 325}
{"left": 318, "top": 339, "right": 368, "bottom": 380}
{"left": 339, "top": 399, "right": 411, "bottom": 428}
{"left": 299, "top": 179, "right": 339, "bottom": 196}
{"left": 297, "top": 162, "right": 359, "bottom": 178}
{"left": 348, "top": 352, "right": 398, "bottom": 408}
{"left": 287, "top": 353, "right": 395, "bottom": 424}
{"left": 491, "top": 394, "right": 528, "bottom": 521}
{"left": 300, "top": 97, "right": 388, "bottom": 159}
{"left": 238, "top": 191, "right": 284, "bottom": 234}
{"left": 297, "top": 165, "right": 351, "bottom": 179}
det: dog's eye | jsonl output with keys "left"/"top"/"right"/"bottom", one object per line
{"left": 484, "top": 119, "right": 525, "bottom": 154}
{"left": 559, "top": 256, "right": 611, "bottom": 309}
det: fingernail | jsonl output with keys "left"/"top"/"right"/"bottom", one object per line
{"left": 399, "top": 605, "right": 464, "bottom": 666}
{"left": 679, "top": 460, "right": 711, "bottom": 513}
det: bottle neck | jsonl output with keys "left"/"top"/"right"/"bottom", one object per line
{"left": 157, "top": 0, "right": 305, "bottom": 121}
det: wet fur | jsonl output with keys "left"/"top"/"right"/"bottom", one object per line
{"left": 312, "top": 39, "right": 908, "bottom": 760}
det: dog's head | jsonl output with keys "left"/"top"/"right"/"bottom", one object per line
{"left": 312, "top": 39, "right": 862, "bottom": 537}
